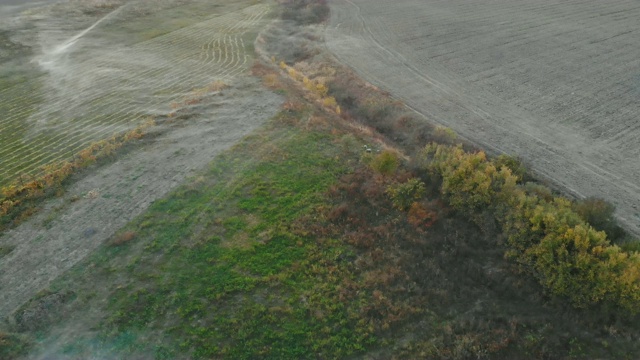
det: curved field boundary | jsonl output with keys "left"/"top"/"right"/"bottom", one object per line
{"left": 325, "top": 0, "right": 640, "bottom": 235}
{"left": 0, "top": 3, "right": 271, "bottom": 186}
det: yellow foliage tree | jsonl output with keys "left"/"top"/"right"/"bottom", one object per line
{"left": 422, "top": 142, "right": 640, "bottom": 315}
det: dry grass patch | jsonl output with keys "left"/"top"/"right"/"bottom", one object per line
{"left": 110, "top": 231, "right": 136, "bottom": 246}
{"left": 221, "top": 232, "right": 253, "bottom": 250}
{"left": 207, "top": 80, "right": 229, "bottom": 92}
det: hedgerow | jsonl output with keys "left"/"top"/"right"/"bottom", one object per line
{"left": 422, "top": 143, "right": 640, "bottom": 315}
{"left": 0, "top": 118, "right": 154, "bottom": 230}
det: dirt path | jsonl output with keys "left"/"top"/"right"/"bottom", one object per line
{"left": 0, "top": 2, "right": 281, "bottom": 319}
{"left": 325, "top": 0, "right": 640, "bottom": 236}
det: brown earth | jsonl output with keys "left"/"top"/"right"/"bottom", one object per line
{"left": 325, "top": 0, "right": 640, "bottom": 236}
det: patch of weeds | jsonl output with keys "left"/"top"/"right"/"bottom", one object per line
{"left": 0, "top": 119, "right": 155, "bottom": 232}
{"left": 110, "top": 231, "right": 136, "bottom": 246}
{"left": 0, "top": 245, "right": 14, "bottom": 259}
{"left": 9, "top": 290, "right": 76, "bottom": 332}
{"left": 221, "top": 216, "right": 247, "bottom": 238}
{"left": 0, "top": 332, "right": 31, "bottom": 360}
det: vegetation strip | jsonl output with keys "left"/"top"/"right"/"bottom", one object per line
{"left": 0, "top": 118, "right": 154, "bottom": 232}
{"left": 422, "top": 143, "right": 640, "bottom": 314}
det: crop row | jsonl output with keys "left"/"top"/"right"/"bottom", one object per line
{"left": 0, "top": 4, "right": 270, "bottom": 185}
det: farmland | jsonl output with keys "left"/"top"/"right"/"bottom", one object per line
{"left": 0, "top": 0, "right": 269, "bottom": 186}
{"left": 325, "top": 0, "right": 640, "bottom": 235}
{"left": 3, "top": 0, "right": 640, "bottom": 358}
{"left": 0, "top": 0, "right": 282, "bottom": 322}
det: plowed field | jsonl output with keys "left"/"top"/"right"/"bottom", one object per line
{"left": 326, "top": 0, "right": 640, "bottom": 234}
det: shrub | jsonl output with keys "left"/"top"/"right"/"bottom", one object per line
{"left": 355, "top": 98, "right": 394, "bottom": 129}
{"left": 0, "top": 332, "right": 31, "bottom": 359}
{"left": 422, "top": 144, "right": 517, "bottom": 214}
{"left": 433, "top": 126, "right": 458, "bottom": 144}
{"left": 620, "top": 240, "right": 640, "bottom": 253}
{"left": 573, "top": 197, "right": 625, "bottom": 242}
{"left": 386, "top": 178, "right": 426, "bottom": 210}
{"left": 322, "top": 96, "right": 338, "bottom": 109}
{"left": 523, "top": 182, "right": 553, "bottom": 202}
{"left": 370, "top": 150, "right": 400, "bottom": 176}
{"left": 494, "top": 154, "right": 528, "bottom": 183}
{"left": 262, "top": 73, "right": 280, "bottom": 88}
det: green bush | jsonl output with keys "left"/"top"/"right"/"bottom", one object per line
{"left": 523, "top": 182, "right": 553, "bottom": 202}
{"left": 433, "top": 126, "right": 458, "bottom": 144}
{"left": 0, "top": 332, "right": 31, "bottom": 359}
{"left": 386, "top": 178, "right": 426, "bottom": 210}
{"left": 422, "top": 144, "right": 517, "bottom": 213}
{"left": 370, "top": 150, "right": 400, "bottom": 176}
{"left": 573, "top": 197, "right": 625, "bottom": 242}
{"left": 494, "top": 154, "right": 528, "bottom": 183}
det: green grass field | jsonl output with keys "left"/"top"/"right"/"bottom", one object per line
{"left": 8, "top": 102, "right": 377, "bottom": 358}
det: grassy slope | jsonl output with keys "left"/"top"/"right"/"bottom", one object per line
{"left": 2, "top": 1, "right": 640, "bottom": 353}
{"left": 4, "top": 97, "right": 372, "bottom": 359}
{"left": 3, "top": 66, "right": 640, "bottom": 359}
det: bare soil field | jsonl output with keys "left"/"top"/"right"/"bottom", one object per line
{"left": 325, "top": 0, "right": 640, "bottom": 235}
{"left": 0, "top": 0, "right": 281, "bottom": 320}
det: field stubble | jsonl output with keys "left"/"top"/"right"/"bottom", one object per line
{"left": 325, "top": 0, "right": 640, "bottom": 235}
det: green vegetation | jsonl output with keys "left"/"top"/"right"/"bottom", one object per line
{"left": 367, "top": 150, "right": 401, "bottom": 176}
{"left": 422, "top": 143, "right": 640, "bottom": 315}
{"left": 385, "top": 177, "right": 426, "bottom": 210}
{"left": 4, "top": 0, "right": 640, "bottom": 356}
{"left": 573, "top": 197, "right": 626, "bottom": 242}
{"left": 12, "top": 102, "right": 386, "bottom": 358}
{"left": 7, "top": 73, "right": 640, "bottom": 358}
{"left": 0, "top": 332, "right": 30, "bottom": 360}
